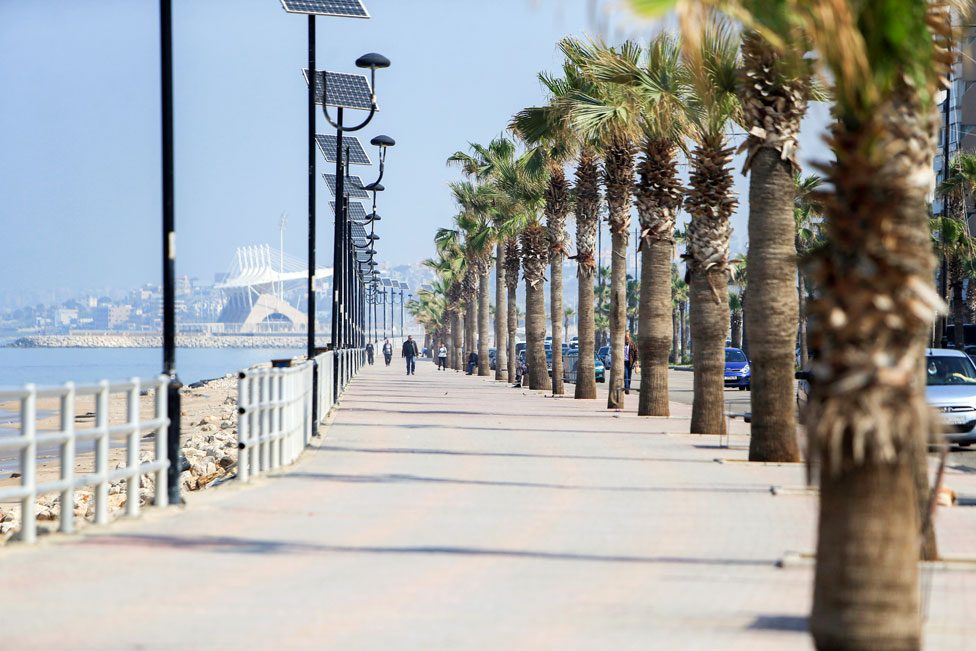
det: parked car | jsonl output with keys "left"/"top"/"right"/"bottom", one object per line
{"left": 515, "top": 342, "right": 527, "bottom": 359}
{"left": 562, "top": 349, "right": 606, "bottom": 384}
{"left": 724, "top": 348, "right": 751, "bottom": 390}
{"left": 546, "top": 349, "right": 553, "bottom": 375}
{"left": 489, "top": 348, "right": 496, "bottom": 370}
{"left": 570, "top": 336, "right": 579, "bottom": 350}
{"left": 926, "top": 348, "right": 976, "bottom": 446}
{"left": 598, "top": 345, "right": 611, "bottom": 369}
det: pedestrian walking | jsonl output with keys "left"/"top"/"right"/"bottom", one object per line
{"left": 437, "top": 343, "right": 448, "bottom": 370}
{"left": 382, "top": 339, "right": 393, "bottom": 366}
{"left": 365, "top": 341, "right": 375, "bottom": 365}
{"left": 623, "top": 332, "right": 639, "bottom": 394}
{"left": 402, "top": 336, "right": 419, "bottom": 375}
{"left": 466, "top": 350, "right": 478, "bottom": 375}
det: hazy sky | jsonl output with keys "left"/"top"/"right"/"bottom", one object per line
{"left": 0, "top": 0, "right": 831, "bottom": 297}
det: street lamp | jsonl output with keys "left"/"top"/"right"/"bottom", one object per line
{"left": 279, "top": 0, "right": 370, "bottom": 426}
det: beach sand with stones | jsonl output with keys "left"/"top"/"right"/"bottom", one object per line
{"left": 0, "top": 371, "right": 258, "bottom": 542}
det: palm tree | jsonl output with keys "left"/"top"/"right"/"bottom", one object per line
{"left": 630, "top": 1, "right": 954, "bottom": 645}
{"left": 626, "top": 275, "right": 640, "bottom": 334}
{"left": 931, "top": 214, "right": 975, "bottom": 348}
{"left": 514, "top": 59, "right": 600, "bottom": 399}
{"left": 511, "top": 130, "right": 573, "bottom": 396}
{"left": 448, "top": 180, "right": 496, "bottom": 377}
{"left": 737, "top": 28, "right": 814, "bottom": 462}
{"left": 728, "top": 256, "right": 746, "bottom": 350}
{"left": 563, "top": 306, "right": 576, "bottom": 344}
{"left": 560, "top": 37, "right": 642, "bottom": 408}
{"left": 448, "top": 137, "right": 519, "bottom": 380}
{"left": 589, "top": 31, "right": 687, "bottom": 415}
{"left": 670, "top": 264, "right": 688, "bottom": 363}
{"left": 965, "top": 257, "right": 976, "bottom": 322}
{"left": 937, "top": 153, "right": 976, "bottom": 349}
{"left": 680, "top": 17, "right": 740, "bottom": 434}
{"left": 794, "top": 172, "right": 823, "bottom": 369}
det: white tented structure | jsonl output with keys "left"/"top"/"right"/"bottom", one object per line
{"left": 216, "top": 244, "right": 332, "bottom": 333}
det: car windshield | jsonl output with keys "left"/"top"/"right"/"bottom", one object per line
{"left": 725, "top": 350, "right": 747, "bottom": 363}
{"left": 926, "top": 355, "right": 976, "bottom": 385}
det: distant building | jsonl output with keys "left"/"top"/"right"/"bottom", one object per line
{"left": 934, "top": 15, "right": 976, "bottom": 226}
{"left": 93, "top": 305, "right": 132, "bottom": 330}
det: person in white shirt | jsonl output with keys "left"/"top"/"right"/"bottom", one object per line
{"left": 437, "top": 343, "right": 448, "bottom": 370}
{"left": 382, "top": 339, "right": 393, "bottom": 366}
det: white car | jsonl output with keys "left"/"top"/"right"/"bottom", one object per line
{"left": 926, "top": 348, "right": 976, "bottom": 446}
{"left": 798, "top": 349, "right": 976, "bottom": 447}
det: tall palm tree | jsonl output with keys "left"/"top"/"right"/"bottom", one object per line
{"left": 632, "top": 1, "right": 956, "bottom": 645}
{"left": 561, "top": 37, "right": 642, "bottom": 409}
{"left": 681, "top": 17, "right": 740, "bottom": 434}
{"left": 937, "top": 153, "right": 976, "bottom": 349}
{"left": 590, "top": 31, "right": 687, "bottom": 415}
{"left": 737, "top": 28, "right": 814, "bottom": 462}
{"left": 670, "top": 264, "right": 688, "bottom": 363}
{"left": 794, "top": 172, "right": 823, "bottom": 370}
{"left": 513, "top": 61, "right": 601, "bottom": 398}
{"left": 931, "top": 214, "right": 975, "bottom": 348}
{"left": 728, "top": 256, "right": 746, "bottom": 350}
{"left": 511, "top": 130, "right": 573, "bottom": 396}
{"left": 448, "top": 137, "right": 519, "bottom": 380}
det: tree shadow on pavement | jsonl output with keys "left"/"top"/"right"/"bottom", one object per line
{"left": 79, "top": 533, "right": 777, "bottom": 567}
{"left": 314, "top": 445, "right": 714, "bottom": 465}
{"left": 269, "top": 472, "right": 770, "bottom": 494}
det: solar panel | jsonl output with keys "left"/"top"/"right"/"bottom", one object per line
{"left": 349, "top": 222, "right": 368, "bottom": 240}
{"left": 356, "top": 251, "right": 370, "bottom": 262}
{"left": 323, "top": 174, "right": 370, "bottom": 199}
{"left": 398, "top": 281, "right": 409, "bottom": 290}
{"left": 381, "top": 278, "right": 393, "bottom": 287}
{"left": 303, "top": 69, "right": 375, "bottom": 111}
{"left": 280, "top": 0, "right": 369, "bottom": 18}
{"left": 315, "top": 134, "right": 371, "bottom": 165}
{"left": 330, "top": 201, "right": 368, "bottom": 222}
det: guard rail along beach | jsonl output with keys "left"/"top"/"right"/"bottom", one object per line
{"left": 0, "top": 377, "right": 170, "bottom": 543}
{"left": 236, "top": 348, "right": 365, "bottom": 482}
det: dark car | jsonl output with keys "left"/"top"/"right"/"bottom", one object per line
{"left": 489, "top": 348, "right": 496, "bottom": 370}
{"left": 562, "top": 349, "right": 605, "bottom": 383}
{"left": 598, "top": 345, "right": 611, "bottom": 369}
{"left": 724, "top": 348, "right": 751, "bottom": 390}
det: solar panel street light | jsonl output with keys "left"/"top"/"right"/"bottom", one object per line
{"left": 315, "top": 134, "right": 371, "bottom": 165}
{"left": 280, "top": 0, "right": 369, "bottom": 18}
{"left": 324, "top": 173, "right": 369, "bottom": 198}
{"left": 280, "top": 0, "right": 370, "bottom": 405}
{"left": 303, "top": 69, "right": 376, "bottom": 111}
{"left": 331, "top": 201, "right": 368, "bottom": 222}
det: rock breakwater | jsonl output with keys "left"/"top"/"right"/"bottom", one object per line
{"left": 6, "top": 334, "right": 323, "bottom": 349}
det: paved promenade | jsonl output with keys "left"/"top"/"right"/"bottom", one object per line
{"left": 3, "top": 360, "right": 975, "bottom": 649}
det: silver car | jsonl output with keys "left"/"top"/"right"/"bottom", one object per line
{"left": 926, "top": 348, "right": 976, "bottom": 446}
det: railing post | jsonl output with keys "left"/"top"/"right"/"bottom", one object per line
{"left": 259, "top": 373, "right": 270, "bottom": 474}
{"left": 94, "top": 381, "right": 110, "bottom": 525}
{"left": 126, "top": 379, "right": 141, "bottom": 518}
{"left": 156, "top": 377, "right": 169, "bottom": 506}
{"left": 269, "top": 370, "right": 279, "bottom": 471}
{"left": 59, "top": 382, "right": 76, "bottom": 534}
{"left": 21, "top": 385, "right": 37, "bottom": 544}
{"left": 237, "top": 372, "right": 249, "bottom": 483}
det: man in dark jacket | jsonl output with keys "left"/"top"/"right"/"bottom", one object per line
{"left": 401, "top": 336, "right": 419, "bottom": 375}
{"left": 467, "top": 351, "right": 478, "bottom": 375}
{"left": 623, "top": 332, "right": 639, "bottom": 394}
{"left": 365, "top": 341, "right": 374, "bottom": 365}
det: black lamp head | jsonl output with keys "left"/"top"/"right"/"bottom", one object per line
{"left": 356, "top": 53, "right": 391, "bottom": 70}
{"left": 370, "top": 134, "right": 395, "bottom": 148}
{"left": 367, "top": 212, "right": 381, "bottom": 222}
{"left": 368, "top": 234, "right": 380, "bottom": 241}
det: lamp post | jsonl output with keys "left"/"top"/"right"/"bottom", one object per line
{"left": 319, "top": 54, "right": 389, "bottom": 399}
{"left": 159, "top": 0, "right": 181, "bottom": 506}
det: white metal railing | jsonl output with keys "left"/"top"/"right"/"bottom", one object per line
{"left": 236, "top": 348, "right": 364, "bottom": 483}
{"left": 0, "top": 377, "right": 170, "bottom": 543}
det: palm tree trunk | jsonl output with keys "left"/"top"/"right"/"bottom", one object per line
{"left": 495, "top": 241, "right": 508, "bottom": 381}
{"left": 478, "top": 266, "right": 491, "bottom": 376}
{"left": 607, "top": 231, "right": 628, "bottom": 409}
{"left": 550, "top": 258, "right": 564, "bottom": 394}
{"left": 745, "top": 147, "right": 800, "bottom": 462}
{"left": 507, "top": 285, "right": 518, "bottom": 382}
{"left": 951, "top": 258, "right": 965, "bottom": 349}
{"left": 689, "top": 271, "right": 728, "bottom": 434}
{"left": 730, "top": 313, "right": 742, "bottom": 349}
{"left": 465, "top": 299, "right": 476, "bottom": 369}
{"left": 454, "top": 310, "right": 463, "bottom": 371}
{"left": 798, "top": 273, "right": 808, "bottom": 369}
{"left": 638, "top": 239, "right": 672, "bottom": 416}
{"left": 680, "top": 302, "right": 689, "bottom": 361}
{"left": 523, "top": 225, "right": 551, "bottom": 391}
{"left": 573, "top": 150, "right": 600, "bottom": 400}
{"left": 671, "top": 306, "right": 679, "bottom": 364}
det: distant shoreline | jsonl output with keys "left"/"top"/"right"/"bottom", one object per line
{"left": 4, "top": 334, "right": 327, "bottom": 349}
